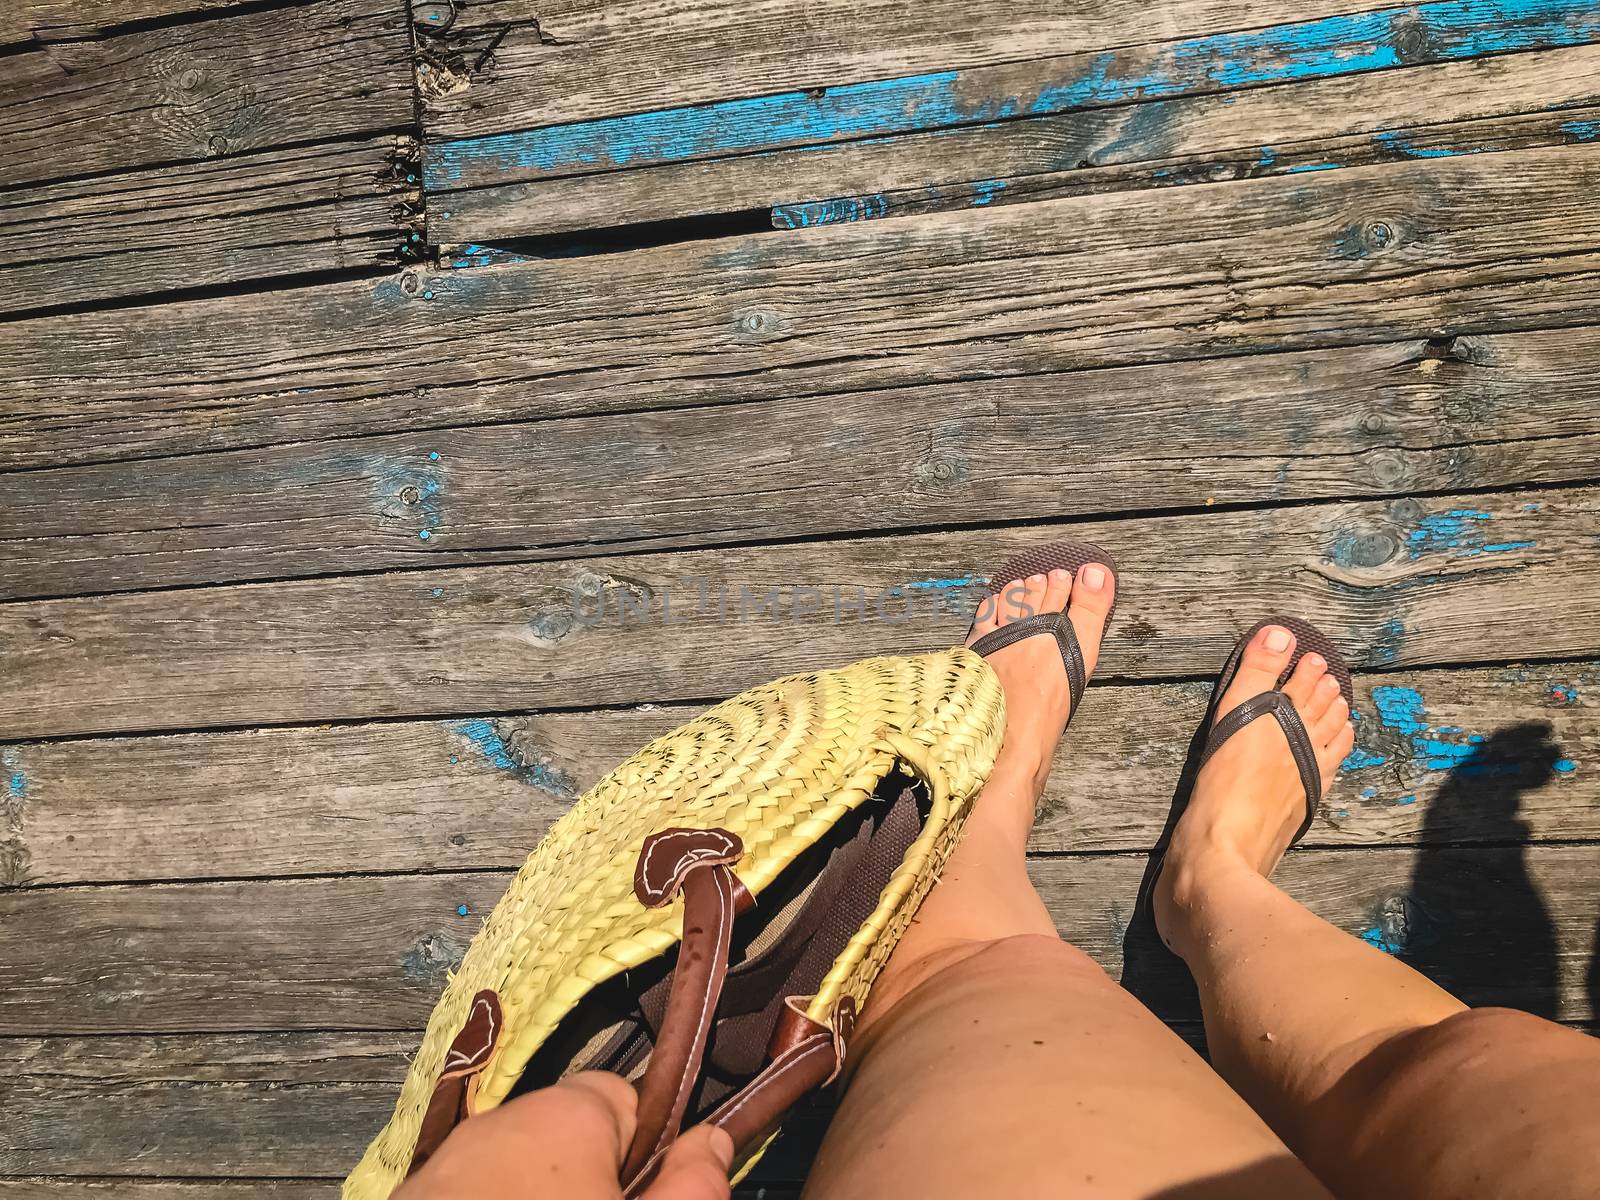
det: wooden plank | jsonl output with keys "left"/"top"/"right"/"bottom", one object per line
{"left": 3, "top": 663, "right": 1594, "bottom": 888}
{"left": 7, "top": 145, "right": 1600, "bottom": 471}
{"left": 0, "top": 0, "right": 414, "bottom": 190}
{"left": 14, "top": 1, "right": 265, "bottom": 43}
{"left": 0, "top": 1028, "right": 813, "bottom": 1187}
{"left": 772, "top": 105, "right": 1600, "bottom": 230}
{"left": 431, "top": 42, "right": 1600, "bottom": 240}
{"left": 0, "top": 136, "right": 422, "bottom": 317}
{"left": 419, "top": 0, "right": 1600, "bottom": 152}
{"left": 0, "top": 1032, "right": 408, "bottom": 1176}
{"left": 2, "top": 846, "right": 1594, "bottom": 1033}
{"left": 8, "top": 324, "right": 1600, "bottom": 597}
{"left": 2, "top": 486, "right": 1596, "bottom": 739}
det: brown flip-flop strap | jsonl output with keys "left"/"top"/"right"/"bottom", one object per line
{"left": 1200, "top": 691, "right": 1322, "bottom": 841}
{"left": 969, "top": 611, "right": 1087, "bottom": 713}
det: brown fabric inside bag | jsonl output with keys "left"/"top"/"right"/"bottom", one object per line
{"left": 508, "top": 772, "right": 925, "bottom": 1119}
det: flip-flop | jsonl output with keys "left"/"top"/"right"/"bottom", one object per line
{"left": 1195, "top": 615, "right": 1353, "bottom": 845}
{"left": 965, "top": 541, "right": 1120, "bottom": 726}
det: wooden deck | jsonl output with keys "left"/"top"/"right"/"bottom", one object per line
{"left": 3, "top": 0, "right": 1600, "bottom": 1192}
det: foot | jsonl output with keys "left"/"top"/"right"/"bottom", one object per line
{"left": 965, "top": 563, "right": 1116, "bottom": 803}
{"left": 1154, "top": 624, "right": 1356, "bottom": 951}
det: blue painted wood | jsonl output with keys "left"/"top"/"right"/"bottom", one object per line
{"left": 425, "top": 0, "right": 1600, "bottom": 189}
{"left": 767, "top": 103, "right": 1600, "bottom": 229}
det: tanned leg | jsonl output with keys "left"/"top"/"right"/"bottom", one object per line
{"left": 1156, "top": 624, "right": 1600, "bottom": 1200}
{"left": 804, "top": 571, "right": 1331, "bottom": 1200}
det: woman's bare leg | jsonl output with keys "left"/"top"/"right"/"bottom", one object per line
{"left": 1155, "top": 624, "right": 1600, "bottom": 1200}
{"left": 804, "top": 568, "right": 1331, "bottom": 1200}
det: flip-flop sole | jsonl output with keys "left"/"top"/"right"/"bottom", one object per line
{"left": 1204, "top": 614, "right": 1354, "bottom": 844}
{"left": 1208, "top": 615, "right": 1355, "bottom": 724}
{"left": 971, "top": 541, "right": 1122, "bottom": 635}
{"left": 1139, "top": 614, "right": 1355, "bottom": 915}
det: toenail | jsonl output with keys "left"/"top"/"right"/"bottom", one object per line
{"left": 1028, "top": 574, "right": 1046, "bottom": 584}
{"left": 1320, "top": 675, "right": 1340, "bottom": 692}
{"left": 1083, "top": 565, "right": 1106, "bottom": 591}
{"left": 1265, "top": 627, "right": 1291, "bottom": 652}
{"left": 1304, "top": 653, "right": 1324, "bottom": 669}
{"left": 1049, "top": 568, "right": 1069, "bottom": 582}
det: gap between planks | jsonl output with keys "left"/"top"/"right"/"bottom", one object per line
{"left": 1, "top": 660, "right": 1594, "bottom": 888}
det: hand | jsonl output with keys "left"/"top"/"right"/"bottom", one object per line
{"left": 395, "top": 1072, "right": 733, "bottom": 1200}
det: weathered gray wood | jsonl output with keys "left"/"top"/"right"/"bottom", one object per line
{"left": 417, "top": 0, "right": 1359, "bottom": 141}
{"left": 0, "top": 1028, "right": 814, "bottom": 1186}
{"left": 0, "top": 1032, "right": 409, "bottom": 1176}
{"left": 7, "top": 145, "right": 1600, "bottom": 472}
{"left": 6, "top": 1, "right": 265, "bottom": 45}
{"left": 3, "top": 663, "right": 1594, "bottom": 888}
{"left": 2, "top": 846, "right": 1594, "bottom": 1033}
{"left": 0, "top": 0, "right": 414, "bottom": 190}
{"left": 1, "top": 486, "right": 1595, "bottom": 739}
{"left": 8, "top": 325, "right": 1600, "bottom": 597}
{"left": 419, "top": 0, "right": 1600, "bottom": 156}
{"left": 430, "top": 38, "right": 1600, "bottom": 239}
{"left": 0, "top": 136, "right": 421, "bottom": 316}
{"left": 775, "top": 103, "right": 1600, "bottom": 231}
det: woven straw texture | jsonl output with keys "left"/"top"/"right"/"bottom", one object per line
{"left": 345, "top": 647, "right": 1005, "bottom": 1198}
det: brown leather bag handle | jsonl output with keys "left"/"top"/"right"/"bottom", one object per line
{"left": 620, "top": 828, "right": 848, "bottom": 1197}
{"left": 622, "top": 828, "right": 749, "bottom": 1182}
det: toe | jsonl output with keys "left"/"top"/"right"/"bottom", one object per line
{"left": 1214, "top": 623, "right": 1296, "bottom": 722}
{"left": 1066, "top": 561, "right": 1115, "bottom": 677}
{"left": 1300, "top": 672, "right": 1343, "bottom": 726}
{"left": 1314, "top": 693, "right": 1350, "bottom": 743}
{"left": 1006, "top": 573, "right": 1050, "bottom": 624}
{"left": 994, "top": 577, "right": 1029, "bottom": 625}
{"left": 1324, "top": 719, "right": 1357, "bottom": 784}
{"left": 1040, "top": 567, "right": 1074, "bottom": 615}
{"left": 1281, "top": 652, "right": 1329, "bottom": 715}
{"left": 966, "top": 577, "right": 1008, "bottom": 643}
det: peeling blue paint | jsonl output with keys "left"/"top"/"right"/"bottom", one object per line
{"left": 1370, "top": 685, "right": 1516, "bottom": 775}
{"left": 449, "top": 243, "right": 535, "bottom": 270}
{"left": 971, "top": 178, "right": 1008, "bottom": 205}
{"left": 454, "top": 719, "right": 517, "bottom": 770}
{"left": 1359, "top": 925, "right": 1405, "bottom": 954}
{"left": 772, "top": 193, "right": 889, "bottom": 228}
{"left": 448, "top": 720, "right": 580, "bottom": 798}
{"left": 1404, "top": 508, "right": 1535, "bottom": 559}
{"left": 1286, "top": 161, "right": 1340, "bottom": 172}
{"left": 457, "top": 903, "right": 470, "bottom": 917}
{"left": 1343, "top": 748, "right": 1390, "bottom": 771}
{"left": 1360, "top": 785, "right": 1378, "bottom": 798}
{"left": 1555, "top": 758, "right": 1578, "bottom": 773}
{"left": 1373, "top": 129, "right": 1470, "bottom": 158}
{"left": 424, "top": 0, "right": 1600, "bottom": 186}
{"left": 6, "top": 771, "right": 24, "bottom": 799}
{"left": 1396, "top": 794, "right": 1417, "bottom": 805}
{"left": 1562, "top": 119, "right": 1600, "bottom": 141}
{"left": 1373, "top": 685, "right": 1427, "bottom": 735}
{"left": 905, "top": 576, "right": 983, "bottom": 590}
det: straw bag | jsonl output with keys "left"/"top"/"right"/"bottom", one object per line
{"left": 345, "top": 646, "right": 1004, "bottom": 1198}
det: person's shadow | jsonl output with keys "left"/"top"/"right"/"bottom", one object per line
{"left": 1397, "top": 722, "right": 1559, "bottom": 1017}
{"left": 1121, "top": 721, "right": 1564, "bottom": 1027}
